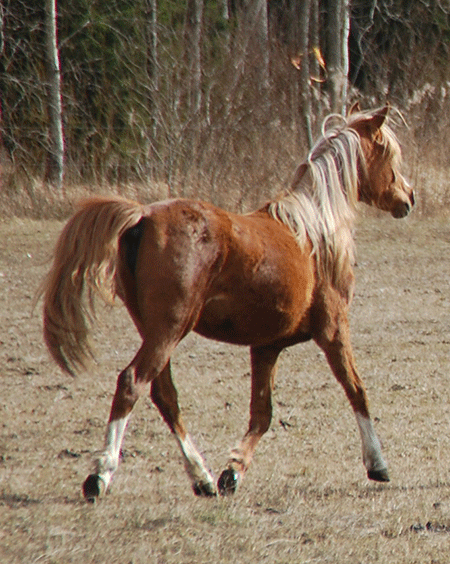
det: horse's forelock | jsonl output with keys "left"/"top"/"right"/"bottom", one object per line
{"left": 378, "top": 122, "right": 402, "bottom": 166}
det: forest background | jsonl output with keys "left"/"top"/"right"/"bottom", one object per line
{"left": 2, "top": 0, "right": 450, "bottom": 217}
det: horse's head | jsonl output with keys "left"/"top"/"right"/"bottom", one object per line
{"left": 351, "top": 106, "right": 415, "bottom": 218}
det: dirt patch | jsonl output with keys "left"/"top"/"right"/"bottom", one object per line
{"left": 1, "top": 212, "right": 450, "bottom": 563}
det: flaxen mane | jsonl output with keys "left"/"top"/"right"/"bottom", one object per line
{"left": 267, "top": 108, "right": 402, "bottom": 282}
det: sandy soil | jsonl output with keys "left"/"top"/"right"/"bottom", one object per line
{"left": 1, "top": 211, "right": 450, "bottom": 563}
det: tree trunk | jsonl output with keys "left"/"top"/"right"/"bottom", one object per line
{"left": 224, "top": 0, "right": 270, "bottom": 117}
{"left": 327, "top": 0, "right": 350, "bottom": 114}
{"left": 296, "top": 0, "right": 313, "bottom": 147}
{"left": 0, "top": 0, "right": 4, "bottom": 189}
{"left": 145, "top": 0, "right": 158, "bottom": 140}
{"left": 184, "top": 0, "right": 204, "bottom": 117}
{"left": 44, "top": 0, "right": 64, "bottom": 189}
{"left": 341, "top": 0, "right": 350, "bottom": 109}
{"left": 254, "top": 0, "right": 270, "bottom": 95}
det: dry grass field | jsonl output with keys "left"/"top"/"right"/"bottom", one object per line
{"left": 1, "top": 210, "right": 450, "bottom": 563}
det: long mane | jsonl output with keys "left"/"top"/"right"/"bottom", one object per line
{"left": 267, "top": 108, "right": 401, "bottom": 282}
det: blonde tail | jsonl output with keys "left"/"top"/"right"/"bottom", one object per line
{"left": 41, "top": 196, "right": 144, "bottom": 375}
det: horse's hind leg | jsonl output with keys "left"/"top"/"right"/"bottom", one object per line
{"left": 151, "top": 363, "right": 217, "bottom": 497}
{"left": 82, "top": 369, "right": 137, "bottom": 501}
{"left": 82, "top": 342, "right": 173, "bottom": 502}
{"left": 218, "top": 345, "right": 281, "bottom": 495}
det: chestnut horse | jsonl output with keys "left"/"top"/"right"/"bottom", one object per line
{"left": 42, "top": 106, "right": 414, "bottom": 501}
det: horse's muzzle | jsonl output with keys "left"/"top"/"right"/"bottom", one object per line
{"left": 392, "top": 188, "right": 415, "bottom": 219}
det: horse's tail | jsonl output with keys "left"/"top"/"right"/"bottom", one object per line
{"left": 41, "top": 196, "right": 144, "bottom": 375}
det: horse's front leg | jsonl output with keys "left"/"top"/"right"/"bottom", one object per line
{"left": 150, "top": 362, "right": 217, "bottom": 497}
{"left": 218, "top": 345, "right": 281, "bottom": 495}
{"left": 314, "top": 309, "right": 389, "bottom": 482}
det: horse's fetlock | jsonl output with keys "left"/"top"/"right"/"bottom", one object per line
{"left": 95, "top": 452, "right": 118, "bottom": 475}
{"left": 228, "top": 454, "right": 246, "bottom": 473}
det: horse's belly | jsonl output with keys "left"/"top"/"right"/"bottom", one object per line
{"left": 195, "top": 284, "right": 312, "bottom": 346}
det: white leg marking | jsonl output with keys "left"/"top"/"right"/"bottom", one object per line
{"left": 177, "top": 434, "right": 215, "bottom": 490}
{"left": 95, "top": 415, "right": 130, "bottom": 492}
{"left": 355, "top": 412, "right": 387, "bottom": 472}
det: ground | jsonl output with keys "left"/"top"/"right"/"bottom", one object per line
{"left": 1, "top": 211, "right": 450, "bottom": 563}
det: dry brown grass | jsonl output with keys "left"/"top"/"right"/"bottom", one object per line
{"left": 1, "top": 211, "right": 450, "bottom": 563}
{"left": 3, "top": 129, "right": 450, "bottom": 222}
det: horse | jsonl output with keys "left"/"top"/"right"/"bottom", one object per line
{"left": 41, "top": 105, "right": 414, "bottom": 501}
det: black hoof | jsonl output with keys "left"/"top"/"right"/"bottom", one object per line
{"left": 218, "top": 468, "right": 239, "bottom": 496}
{"left": 368, "top": 468, "right": 390, "bottom": 482}
{"left": 82, "top": 474, "right": 102, "bottom": 502}
{"left": 192, "top": 482, "right": 217, "bottom": 497}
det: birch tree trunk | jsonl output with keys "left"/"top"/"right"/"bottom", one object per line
{"left": 145, "top": 0, "right": 158, "bottom": 140}
{"left": 44, "top": 0, "right": 64, "bottom": 189}
{"left": 297, "top": 0, "right": 313, "bottom": 147}
{"left": 185, "top": 0, "right": 204, "bottom": 117}
{"left": 327, "top": 0, "right": 350, "bottom": 114}
{"left": 341, "top": 0, "right": 350, "bottom": 109}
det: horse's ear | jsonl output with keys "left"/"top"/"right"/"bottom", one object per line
{"left": 348, "top": 101, "right": 361, "bottom": 115}
{"left": 370, "top": 105, "right": 390, "bottom": 131}
{"left": 291, "top": 162, "right": 308, "bottom": 190}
